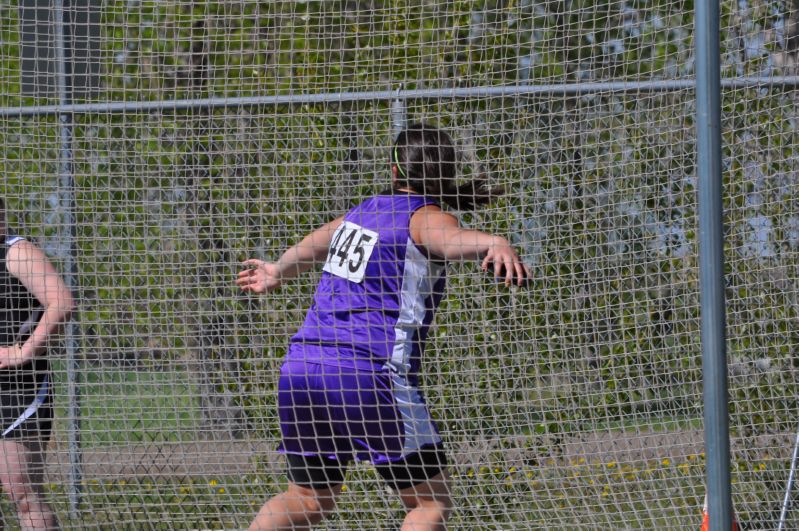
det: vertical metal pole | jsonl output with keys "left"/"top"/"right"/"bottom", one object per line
{"left": 53, "top": 0, "right": 82, "bottom": 519}
{"left": 391, "top": 85, "right": 407, "bottom": 140}
{"left": 695, "top": 1, "right": 733, "bottom": 531}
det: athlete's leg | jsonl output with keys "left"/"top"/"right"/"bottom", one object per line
{"left": 260, "top": 358, "right": 351, "bottom": 530}
{"left": 0, "top": 439, "right": 57, "bottom": 530}
{"left": 249, "top": 451, "right": 348, "bottom": 531}
{"left": 248, "top": 481, "right": 342, "bottom": 531}
{"left": 365, "top": 369, "right": 451, "bottom": 530}
{"left": 397, "top": 470, "right": 452, "bottom": 531}
{"left": 375, "top": 445, "right": 452, "bottom": 531}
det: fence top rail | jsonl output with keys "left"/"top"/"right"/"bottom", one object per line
{"left": 1, "top": 77, "right": 797, "bottom": 118}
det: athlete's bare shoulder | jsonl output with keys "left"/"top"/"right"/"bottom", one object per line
{"left": 411, "top": 204, "right": 459, "bottom": 230}
{"left": 409, "top": 204, "right": 461, "bottom": 252}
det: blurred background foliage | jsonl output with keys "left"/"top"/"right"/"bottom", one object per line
{"left": 0, "top": 0, "right": 799, "bottom": 525}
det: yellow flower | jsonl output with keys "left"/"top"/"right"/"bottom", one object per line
{"left": 209, "top": 479, "right": 218, "bottom": 487}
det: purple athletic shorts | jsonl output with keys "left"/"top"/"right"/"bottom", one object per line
{"left": 278, "top": 349, "right": 442, "bottom": 465}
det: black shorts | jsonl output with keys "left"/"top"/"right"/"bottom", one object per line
{"left": 1, "top": 368, "right": 53, "bottom": 441}
{"left": 286, "top": 443, "right": 448, "bottom": 491}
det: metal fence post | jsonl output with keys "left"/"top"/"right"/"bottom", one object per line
{"left": 695, "top": 0, "right": 733, "bottom": 530}
{"left": 53, "top": 0, "right": 83, "bottom": 519}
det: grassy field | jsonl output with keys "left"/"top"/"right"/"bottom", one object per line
{"left": 0, "top": 364, "right": 782, "bottom": 528}
{"left": 51, "top": 364, "right": 201, "bottom": 448}
{"left": 33, "top": 452, "right": 713, "bottom": 529}
{"left": 22, "top": 365, "right": 717, "bottom": 529}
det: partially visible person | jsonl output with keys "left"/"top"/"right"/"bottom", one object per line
{"left": 237, "top": 123, "right": 530, "bottom": 530}
{"left": 0, "top": 197, "right": 74, "bottom": 530}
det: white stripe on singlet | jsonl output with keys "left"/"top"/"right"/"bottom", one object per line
{"left": 386, "top": 239, "right": 443, "bottom": 375}
{"left": 2, "top": 375, "right": 50, "bottom": 437}
{"left": 389, "top": 372, "right": 441, "bottom": 455}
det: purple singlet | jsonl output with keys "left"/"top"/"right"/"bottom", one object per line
{"left": 279, "top": 192, "right": 447, "bottom": 464}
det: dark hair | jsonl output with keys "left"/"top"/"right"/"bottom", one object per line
{"left": 392, "top": 123, "right": 503, "bottom": 210}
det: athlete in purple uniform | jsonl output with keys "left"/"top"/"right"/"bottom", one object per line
{"left": 237, "top": 124, "right": 530, "bottom": 530}
{"left": 0, "top": 197, "right": 74, "bottom": 529}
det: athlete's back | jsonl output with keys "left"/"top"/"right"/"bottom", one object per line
{"left": 290, "top": 192, "right": 446, "bottom": 375}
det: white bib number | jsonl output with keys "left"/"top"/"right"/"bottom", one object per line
{"left": 323, "top": 221, "right": 379, "bottom": 283}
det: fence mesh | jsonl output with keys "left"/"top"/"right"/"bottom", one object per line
{"left": 1, "top": 0, "right": 799, "bottom": 529}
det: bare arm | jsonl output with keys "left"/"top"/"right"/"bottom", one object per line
{"left": 410, "top": 205, "right": 530, "bottom": 286}
{"left": 0, "top": 240, "right": 75, "bottom": 369}
{"left": 236, "top": 216, "right": 344, "bottom": 294}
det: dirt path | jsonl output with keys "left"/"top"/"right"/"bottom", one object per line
{"left": 44, "top": 428, "right": 780, "bottom": 482}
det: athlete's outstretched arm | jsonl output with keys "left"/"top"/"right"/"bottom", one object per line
{"left": 410, "top": 205, "right": 530, "bottom": 286}
{"left": 237, "top": 216, "right": 344, "bottom": 294}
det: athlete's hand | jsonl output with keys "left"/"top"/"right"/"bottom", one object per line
{"left": 481, "top": 237, "right": 531, "bottom": 287}
{"left": 236, "top": 259, "right": 282, "bottom": 294}
{"left": 0, "top": 344, "right": 32, "bottom": 370}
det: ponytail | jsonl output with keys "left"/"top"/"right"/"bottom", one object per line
{"left": 440, "top": 177, "right": 505, "bottom": 211}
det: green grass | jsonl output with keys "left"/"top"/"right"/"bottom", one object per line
{"left": 3, "top": 457, "right": 784, "bottom": 530}
{"left": 51, "top": 364, "right": 201, "bottom": 447}
{"left": 33, "top": 455, "right": 714, "bottom": 529}
{"left": 599, "top": 413, "right": 704, "bottom": 434}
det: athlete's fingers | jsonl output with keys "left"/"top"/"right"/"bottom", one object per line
{"left": 492, "top": 254, "right": 512, "bottom": 286}
{"left": 506, "top": 256, "right": 517, "bottom": 286}
{"left": 515, "top": 263, "right": 525, "bottom": 286}
{"left": 490, "top": 258, "right": 504, "bottom": 281}
{"left": 0, "top": 346, "right": 26, "bottom": 369}
{"left": 236, "top": 275, "right": 261, "bottom": 288}
{"left": 480, "top": 254, "right": 492, "bottom": 273}
{"left": 480, "top": 253, "right": 530, "bottom": 286}
{"left": 236, "top": 278, "right": 257, "bottom": 291}
{"left": 236, "top": 268, "right": 256, "bottom": 281}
